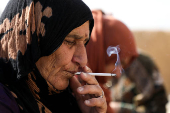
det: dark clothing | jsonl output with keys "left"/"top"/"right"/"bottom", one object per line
{"left": 0, "top": 83, "right": 20, "bottom": 113}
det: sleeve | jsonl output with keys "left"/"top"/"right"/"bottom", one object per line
{"left": 0, "top": 83, "right": 20, "bottom": 113}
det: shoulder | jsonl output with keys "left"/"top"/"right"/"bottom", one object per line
{"left": 0, "top": 83, "right": 20, "bottom": 113}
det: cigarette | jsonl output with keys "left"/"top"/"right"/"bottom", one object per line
{"left": 75, "top": 72, "right": 116, "bottom": 76}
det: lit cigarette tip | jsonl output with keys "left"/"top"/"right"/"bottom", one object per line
{"left": 75, "top": 72, "right": 116, "bottom": 76}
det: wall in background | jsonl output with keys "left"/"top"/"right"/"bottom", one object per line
{"left": 133, "top": 31, "right": 170, "bottom": 95}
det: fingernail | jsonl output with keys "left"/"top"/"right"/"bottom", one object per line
{"left": 85, "top": 100, "right": 90, "bottom": 105}
{"left": 78, "top": 87, "right": 83, "bottom": 92}
{"left": 85, "top": 66, "right": 88, "bottom": 69}
{"left": 85, "top": 65, "right": 91, "bottom": 70}
{"left": 82, "top": 72, "right": 87, "bottom": 77}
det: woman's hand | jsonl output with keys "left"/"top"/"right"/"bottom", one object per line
{"left": 69, "top": 66, "right": 107, "bottom": 113}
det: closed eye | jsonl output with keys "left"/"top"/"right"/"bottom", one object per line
{"left": 64, "top": 40, "right": 76, "bottom": 48}
{"left": 84, "top": 38, "right": 89, "bottom": 45}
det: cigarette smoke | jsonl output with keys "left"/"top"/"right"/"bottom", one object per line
{"left": 107, "top": 45, "right": 123, "bottom": 74}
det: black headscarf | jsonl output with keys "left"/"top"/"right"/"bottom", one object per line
{"left": 0, "top": 0, "right": 93, "bottom": 112}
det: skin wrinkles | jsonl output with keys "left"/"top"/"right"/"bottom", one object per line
{"left": 36, "top": 21, "right": 90, "bottom": 90}
{"left": 67, "top": 34, "right": 89, "bottom": 41}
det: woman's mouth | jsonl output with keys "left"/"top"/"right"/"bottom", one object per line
{"left": 65, "top": 71, "right": 77, "bottom": 77}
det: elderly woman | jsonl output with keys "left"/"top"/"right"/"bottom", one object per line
{"left": 0, "top": 0, "right": 107, "bottom": 113}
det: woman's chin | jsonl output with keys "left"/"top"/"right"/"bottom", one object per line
{"left": 53, "top": 81, "right": 69, "bottom": 91}
{"left": 47, "top": 80, "right": 69, "bottom": 91}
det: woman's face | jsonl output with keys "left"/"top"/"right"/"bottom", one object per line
{"left": 36, "top": 21, "right": 90, "bottom": 90}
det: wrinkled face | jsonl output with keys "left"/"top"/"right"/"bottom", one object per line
{"left": 36, "top": 21, "right": 90, "bottom": 90}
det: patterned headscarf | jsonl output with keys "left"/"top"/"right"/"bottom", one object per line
{"left": 0, "top": 0, "right": 93, "bottom": 83}
{"left": 0, "top": 0, "right": 93, "bottom": 112}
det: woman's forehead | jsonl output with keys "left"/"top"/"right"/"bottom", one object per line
{"left": 67, "top": 21, "right": 90, "bottom": 38}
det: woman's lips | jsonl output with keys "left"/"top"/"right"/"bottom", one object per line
{"left": 65, "top": 71, "right": 77, "bottom": 76}
{"left": 70, "top": 71, "right": 77, "bottom": 75}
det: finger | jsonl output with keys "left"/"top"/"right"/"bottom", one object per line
{"left": 74, "top": 74, "right": 86, "bottom": 86}
{"left": 84, "top": 97, "right": 107, "bottom": 112}
{"left": 83, "top": 66, "right": 92, "bottom": 73}
{"left": 78, "top": 66, "right": 96, "bottom": 85}
{"left": 70, "top": 76, "right": 91, "bottom": 110}
{"left": 77, "top": 84, "right": 103, "bottom": 97}
{"left": 79, "top": 72, "right": 98, "bottom": 85}
{"left": 85, "top": 97, "right": 105, "bottom": 106}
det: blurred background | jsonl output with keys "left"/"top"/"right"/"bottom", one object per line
{"left": 1, "top": 0, "right": 170, "bottom": 112}
{"left": 82, "top": 0, "right": 170, "bottom": 92}
{"left": 82, "top": 0, "right": 170, "bottom": 112}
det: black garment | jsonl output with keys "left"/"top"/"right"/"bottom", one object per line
{"left": 0, "top": 83, "right": 20, "bottom": 113}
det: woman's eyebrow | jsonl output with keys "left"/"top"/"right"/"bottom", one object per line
{"left": 67, "top": 34, "right": 89, "bottom": 39}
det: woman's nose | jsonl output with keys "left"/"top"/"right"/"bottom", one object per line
{"left": 72, "top": 43, "right": 87, "bottom": 67}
